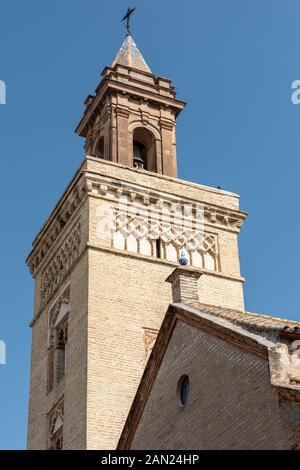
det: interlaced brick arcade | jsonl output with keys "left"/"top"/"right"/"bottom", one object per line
{"left": 26, "top": 31, "right": 300, "bottom": 450}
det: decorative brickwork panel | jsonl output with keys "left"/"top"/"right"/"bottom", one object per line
{"left": 48, "top": 398, "right": 64, "bottom": 450}
{"left": 47, "top": 286, "right": 70, "bottom": 393}
{"left": 108, "top": 197, "right": 220, "bottom": 271}
{"left": 41, "top": 222, "right": 81, "bottom": 305}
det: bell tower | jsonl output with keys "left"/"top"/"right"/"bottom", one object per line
{"left": 27, "top": 26, "right": 247, "bottom": 450}
{"left": 75, "top": 33, "right": 185, "bottom": 177}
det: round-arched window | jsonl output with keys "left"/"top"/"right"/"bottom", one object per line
{"left": 177, "top": 374, "right": 190, "bottom": 406}
{"left": 132, "top": 127, "right": 157, "bottom": 172}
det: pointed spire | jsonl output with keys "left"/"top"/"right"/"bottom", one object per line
{"left": 112, "top": 34, "right": 151, "bottom": 73}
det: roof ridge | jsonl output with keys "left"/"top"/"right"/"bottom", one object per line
{"left": 193, "top": 302, "right": 300, "bottom": 330}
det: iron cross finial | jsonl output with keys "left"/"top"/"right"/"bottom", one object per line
{"left": 122, "top": 7, "right": 137, "bottom": 35}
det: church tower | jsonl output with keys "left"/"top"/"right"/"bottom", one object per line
{"left": 76, "top": 33, "right": 184, "bottom": 177}
{"left": 26, "top": 27, "right": 246, "bottom": 450}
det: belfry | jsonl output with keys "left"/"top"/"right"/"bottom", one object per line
{"left": 27, "top": 17, "right": 247, "bottom": 450}
{"left": 75, "top": 33, "right": 185, "bottom": 176}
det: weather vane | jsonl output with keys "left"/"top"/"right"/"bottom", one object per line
{"left": 122, "top": 7, "right": 137, "bottom": 35}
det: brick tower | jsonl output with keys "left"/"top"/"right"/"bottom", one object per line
{"left": 26, "top": 31, "right": 246, "bottom": 449}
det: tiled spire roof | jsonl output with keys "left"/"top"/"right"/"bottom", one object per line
{"left": 112, "top": 34, "right": 151, "bottom": 73}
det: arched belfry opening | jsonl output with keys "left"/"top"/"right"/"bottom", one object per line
{"left": 132, "top": 128, "right": 157, "bottom": 172}
{"left": 94, "top": 136, "right": 105, "bottom": 159}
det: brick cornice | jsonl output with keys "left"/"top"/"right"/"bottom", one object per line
{"left": 76, "top": 75, "right": 185, "bottom": 137}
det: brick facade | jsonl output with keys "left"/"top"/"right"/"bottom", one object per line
{"left": 26, "top": 33, "right": 247, "bottom": 450}
{"left": 130, "top": 321, "right": 286, "bottom": 450}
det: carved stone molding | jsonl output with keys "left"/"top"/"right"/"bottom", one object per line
{"left": 85, "top": 176, "right": 246, "bottom": 234}
{"left": 159, "top": 118, "right": 174, "bottom": 131}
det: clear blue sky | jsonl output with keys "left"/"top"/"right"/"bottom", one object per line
{"left": 1, "top": 0, "right": 300, "bottom": 449}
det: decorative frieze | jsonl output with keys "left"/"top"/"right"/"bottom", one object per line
{"left": 86, "top": 177, "right": 246, "bottom": 233}
{"left": 27, "top": 181, "right": 86, "bottom": 276}
{"left": 26, "top": 169, "right": 246, "bottom": 277}
{"left": 41, "top": 223, "right": 81, "bottom": 305}
{"left": 111, "top": 202, "right": 219, "bottom": 270}
{"left": 94, "top": 187, "right": 220, "bottom": 270}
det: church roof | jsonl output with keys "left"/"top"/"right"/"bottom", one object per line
{"left": 118, "top": 301, "right": 300, "bottom": 449}
{"left": 112, "top": 34, "right": 151, "bottom": 73}
{"left": 189, "top": 302, "right": 300, "bottom": 339}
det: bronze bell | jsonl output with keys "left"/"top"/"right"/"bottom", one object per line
{"left": 133, "top": 143, "right": 144, "bottom": 169}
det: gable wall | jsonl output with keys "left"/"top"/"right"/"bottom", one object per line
{"left": 131, "top": 320, "right": 288, "bottom": 450}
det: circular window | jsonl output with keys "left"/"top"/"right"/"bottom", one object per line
{"left": 177, "top": 374, "right": 190, "bottom": 406}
